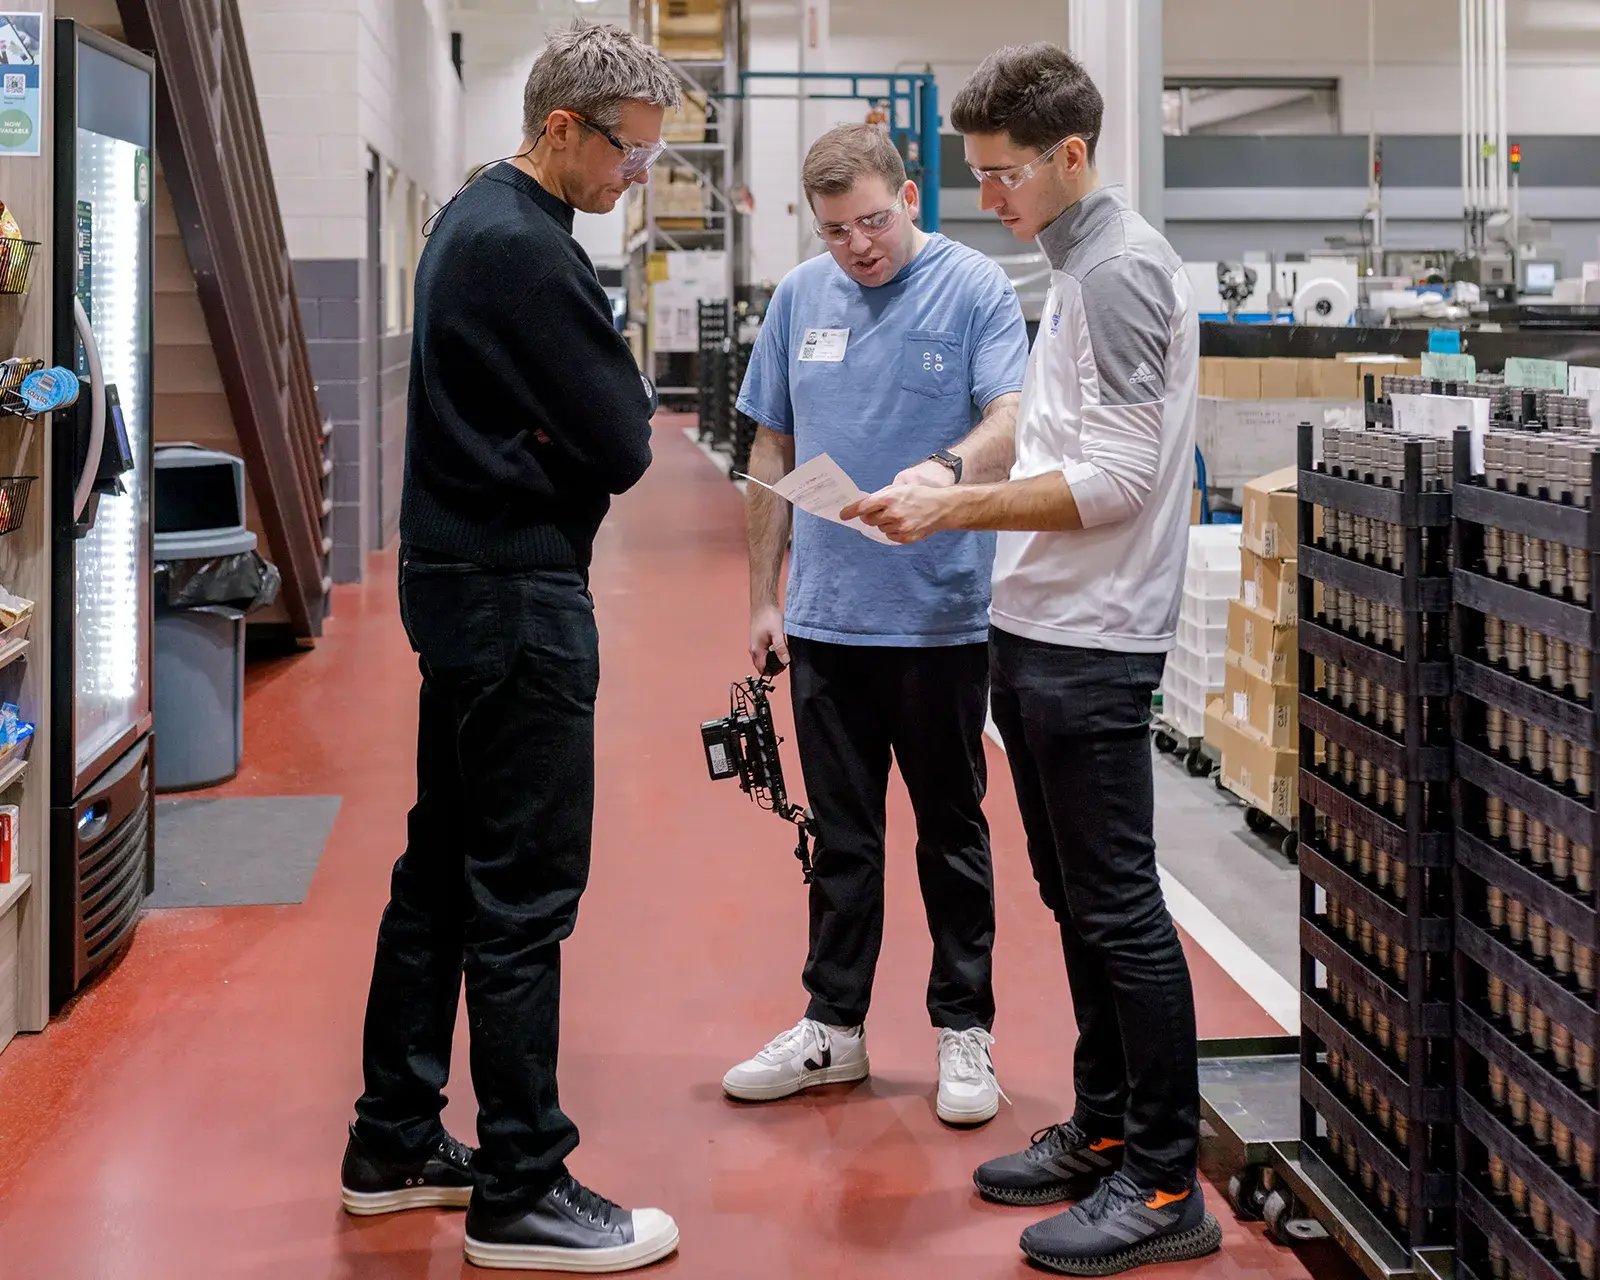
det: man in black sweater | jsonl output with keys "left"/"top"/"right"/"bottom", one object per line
{"left": 338, "top": 22, "right": 683, "bottom": 1275}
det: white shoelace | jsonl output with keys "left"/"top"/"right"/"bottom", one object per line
{"left": 938, "top": 1027, "right": 1010, "bottom": 1102}
{"left": 757, "top": 1017, "right": 831, "bottom": 1064}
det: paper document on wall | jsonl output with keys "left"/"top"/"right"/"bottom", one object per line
{"left": 1569, "top": 366, "right": 1600, "bottom": 424}
{"left": 737, "top": 453, "right": 896, "bottom": 545}
{"left": 1391, "top": 393, "right": 1491, "bottom": 473}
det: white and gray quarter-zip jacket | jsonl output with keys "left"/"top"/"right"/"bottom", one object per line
{"left": 990, "top": 184, "right": 1199, "bottom": 653}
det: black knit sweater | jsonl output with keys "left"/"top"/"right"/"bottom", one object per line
{"left": 398, "top": 165, "right": 653, "bottom": 569}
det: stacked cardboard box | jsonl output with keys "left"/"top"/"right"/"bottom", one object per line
{"left": 1160, "top": 525, "right": 1241, "bottom": 742}
{"left": 653, "top": 167, "right": 706, "bottom": 227}
{"left": 1208, "top": 467, "right": 1300, "bottom": 825}
{"left": 656, "top": 0, "right": 725, "bottom": 59}
{"left": 1199, "top": 355, "right": 1423, "bottom": 401}
{"left": 662, "top": 89, "right": 709, "bottom": 142}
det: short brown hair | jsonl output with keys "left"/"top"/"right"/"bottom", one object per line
{"left": 951, "top": 43, "right": 1103, "bottom": 161}
{"left": 802, "top": 124, "right": 907, "bottom": 206}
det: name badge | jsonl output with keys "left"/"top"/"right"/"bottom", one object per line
{"left": 798, "top": 328, "right": 849, "bottom": 363}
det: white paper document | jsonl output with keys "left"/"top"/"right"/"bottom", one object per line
{"left": 1391, "top": 393, "right": 1491, "bottom": 472}
{"left": 738, "top": 452, "right": 896, "bottom": 544}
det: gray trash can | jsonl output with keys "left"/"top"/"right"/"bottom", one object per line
{"left": 152, "top": 446, "right": 261, "bottom": 792}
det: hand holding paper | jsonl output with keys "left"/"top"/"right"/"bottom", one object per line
{"left": 738, "top": 453, "right": 896, "bottom": 545}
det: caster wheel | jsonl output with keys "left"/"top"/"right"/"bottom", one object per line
{"left": 1154, "top": 731, "right": 1179, "bottom": 755}
{"left": 1227, "top": 1169, "right": 1268, "bottom": 1221}
{"left": 1245, "top": 807, "right": 1271, "bottom": 834}
{"left": 1262, "top": 1189, "right": 1294, "bottom": 1245}
{"left": 1281, "top": 831, "right": 1300, "bottom": 861}
{"left": 1186, "top": 749, "right": 1214, "bottom": 778}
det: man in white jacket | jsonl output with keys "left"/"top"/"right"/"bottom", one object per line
{"left": 847, "top": 41, "right": 1217, "bottom": 1280}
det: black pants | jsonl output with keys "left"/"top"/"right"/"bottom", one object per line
{"left": 788, "top": 636, "right": 995, "bottom": 1031}
{"left": 353, "top": 553, "right": 600, "bottom": 1215}
{"left": 987, "top": 629, "right": 1199, "bottom": 1193}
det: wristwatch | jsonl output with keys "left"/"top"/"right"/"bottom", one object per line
{"left": 929, "top": 449, "right": 963, "bottom": 484}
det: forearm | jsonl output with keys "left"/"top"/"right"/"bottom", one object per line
{"left": 746, "top": 430, "right": 794, "bottom": 604}
{"left": 949, "top": 393, "right": 1019, "bottom": 484}
{"left": 943, "top": 471, "right": 1084, "bottom": 532}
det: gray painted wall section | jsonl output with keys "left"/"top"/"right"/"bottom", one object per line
{"left": 296, "top": 257, "right": 370, "bottom": 585}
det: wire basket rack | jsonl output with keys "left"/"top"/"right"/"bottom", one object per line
{"left": 0, "top": 238, "right": 39, "bottom": 296}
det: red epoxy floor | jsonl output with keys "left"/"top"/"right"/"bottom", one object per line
{"left": 0, "top": 418, "right": 1326, "bottom": 1280}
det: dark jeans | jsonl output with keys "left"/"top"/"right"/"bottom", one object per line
{"left": 987, "top": 628, "right": 1199, "bottom": 1193}
{"left": 788, "top": 636, "right": 996, "bottom": 1031}
{"left": 353, "top": 551, "right": 600, "bottom": 1214}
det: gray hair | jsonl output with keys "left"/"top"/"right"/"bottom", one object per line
{"left": 523, "top": 21, "right": 682, "bottom": 138}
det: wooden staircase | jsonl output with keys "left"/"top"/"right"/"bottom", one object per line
{"left": 116, "top": 0, "right": 332, "bottom": 642}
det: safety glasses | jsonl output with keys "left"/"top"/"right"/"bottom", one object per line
{"left": 566, "top": 111, "right": 667, "bottom": 179}
{"left": 813, "top": 198, "right": 905, "bottom": 245}
{"left": 968, "top": 135, "right": 1089, "bottom": 191}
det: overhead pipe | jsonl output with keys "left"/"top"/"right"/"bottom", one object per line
{"left": 1495, "top": 0, "right": 1508, "bottom": 217}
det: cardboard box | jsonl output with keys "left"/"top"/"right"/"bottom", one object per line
{"left": 1260, "top": 358, "right": 1302, "bottom": 400}
{"left": 662, "top": 89, "right": 709, "bottom": 142}
{"left": 1200, "top": 357, "right": 1225, "bottom": 398}
{"left": 1222, "top": 358, "right": 1263, "bottom": 401}
{"left": 1190, "top": 488, "right": 1202, "bottom": 525}
{"left": 1240, "top": 547, "right": 1297, "bottom": 622}
{"left": 1241, "top": 466, "right": 1297, "bottom": 559}
{"left": 1206, "top": 697, "right": 1298, "bottom": 823}
{"left": 1223, "top": 657, "right": 1296, "bottom": 748}
{"left": 1228, "top": 598, "right": 1298, "bottom": 684}
{"left": 657, "top": 0, "right": 725, "bottom": 59}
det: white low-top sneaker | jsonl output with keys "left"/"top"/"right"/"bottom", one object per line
{"left": 936, "top": 1027, "right": 1005, "bottom": 1126}
{"left": 722, "top": 1017, "right": 869, "bottom": 1102}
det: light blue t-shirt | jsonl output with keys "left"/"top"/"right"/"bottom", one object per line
{"left": 736, "top": 234, "right": 1029, "bottom": 647}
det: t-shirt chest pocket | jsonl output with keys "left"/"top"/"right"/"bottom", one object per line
{"left": 900, "top": 329, "right": 963, "bottom": 400}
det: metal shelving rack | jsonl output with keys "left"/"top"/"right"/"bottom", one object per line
{"left": 1448, "top": 425, "right": 1600, "bottom": 1280}
{"left": 630, "top": 0, "right": 743, "bottom": 408}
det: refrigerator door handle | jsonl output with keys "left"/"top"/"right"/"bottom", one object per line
{"left": 71, "top": 295, "right": 105, "bottom": 523}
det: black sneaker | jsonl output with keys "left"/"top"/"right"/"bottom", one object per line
{"left": 974, "top": 1120, "right": 1126, "bottom": 1206}
{"left": 1019, "top": 1171, "right": 1222, "bottom": 1276}
{"left": 339, "top": 1126, "right": 475, "bottom": 1215}
{"left": 464, "top": 1174, "right": 680, "bottom": 1273}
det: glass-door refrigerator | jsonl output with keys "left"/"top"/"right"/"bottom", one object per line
{"left": 48, "top": 21, "right": 155, "bottom": 1010}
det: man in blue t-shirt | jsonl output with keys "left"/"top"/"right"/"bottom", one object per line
{"left": 722, "top": 123, "right": 1029, "bottom": 1126}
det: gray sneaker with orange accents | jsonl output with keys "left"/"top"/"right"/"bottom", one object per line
{"left": 972, "top": 1120, "right": 1125, "bottom": 1206}
{"left": 1018, "top": 1172, "right": 1222, "bottom": 1276}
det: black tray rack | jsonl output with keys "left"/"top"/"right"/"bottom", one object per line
{"left": 1295, "top": 418, "right": 1459, "bottom": 1251}
{"left": 1449, "top": 426, "right": 1600, "bottom": 1280}
{"left": 730, "top": 333, "right": 757, "bottom": 479}
{"left": 696, "top": 300, "right": 732, "bottom": 452}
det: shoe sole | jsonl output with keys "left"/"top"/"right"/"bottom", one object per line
{"left": 1021, "top": 1213, "right": 1223, "bottom": 1276}
{"left": 464, "top": 1225, "right": 680, "bottom": 1273}
{"left": 937, "top": 1097, "right": 1000, "bottom": 1127}
{"left": 722, "top": 1057, "right": 870, "bottom": 1102}
{"left": 974, "top": 1179, "right": 1079, "bottom": 1207}
{"left": 341, "top": 1185, "right": 474, "bottom": 1215}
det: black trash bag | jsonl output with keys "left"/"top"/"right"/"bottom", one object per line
{"left": 155, "top": 550, "right": 282, "bottom": 614}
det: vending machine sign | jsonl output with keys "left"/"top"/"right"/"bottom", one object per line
{"left": 0, "top": 13, "right": 40, "bottom": 156}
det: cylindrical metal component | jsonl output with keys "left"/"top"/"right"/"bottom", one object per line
{"left": 1486, "top": 524, "right": 1505, "bottom": 575}
{"left": 1508, "top": 622, "right": 1527, "bottom": 674}
{"left": 1530, "top": 629, "right": 1548, "bottom": 682}
{"left": 1530, "top": 912, "right": 1551, "bottom": 961}
{"left": 1530, "top": 1099, "right": 1550, "bottom": 1146}
{"left": 1576, "top": 1039, "right": 1596, "bottom": 1088}
{"left": 1509, "top": 805, "right": 1528, "bottom": 855}
{"left": 1580, "top": 944, "right": 1598, "bottom": 994}
{"left": 1554, "top": 831, "right": 1573, "bottom": 882}
{"left": 1554, "top": 1022, "right": 1574, "bottom": 1072}
{"left": 1487, "top": 614, "right": 1505, "bottom": 664}
{"left": 1488, "top": 795, "right": 1506, "bottom": 841}
{"left": 1490, "top": 1061, "right": 1509, "bottom": 1107}
{"left": 1530, "top": 818, "right": 1550, "bottom": 869}
{"left": 1532, "top": 1003, "right": 1551, "bottom": 1053}
{"left": 1552, "top": 637, "right": 1570, "bottom": 691}
{"left": 1577, "top": 844, "right": 1594, "bottom": 892}
{"left": 1531, "top": 1193, "right": 1551, "bottom": 1238}
{"left": 1487, "top": 885, "right": 1507, "bottom": 929}
{"left": 1530, "top": 726, "right": 1549, "bottom": 777}
{"left": 1509, "top": 1081, "right": 1529, "bottom": 1126}
{"left": 1507, "top": 714, "right": 1527, "bottom": 766}
{"left": 1488, "top": 705, "right": 1507, "bottom": 753}
{"left": 1554, "top": 736, "right": 1572, "bottom": 787}
{"left": 1553, "top": 927, "right": 1573, "bottom": 977}
{"left": 1507, "top": 897, "right": 1527, "bottom": 944}
{"left": 1553, "top": 1114, "right": 1573, "bottom": 1165}
{"left": 1508, "top": 986, "right": 1528, "bottom": 1033}
{"left": 1489, "top": 973, "right": 1508, "bottom": 1017}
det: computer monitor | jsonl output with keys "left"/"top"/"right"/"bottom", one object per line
{"left": 1522, "top": 259, "right": 1560, "bottom": 296}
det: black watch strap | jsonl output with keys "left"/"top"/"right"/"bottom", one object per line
{"left": 931, "top": 449, "right": 962, "bottom": 483}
